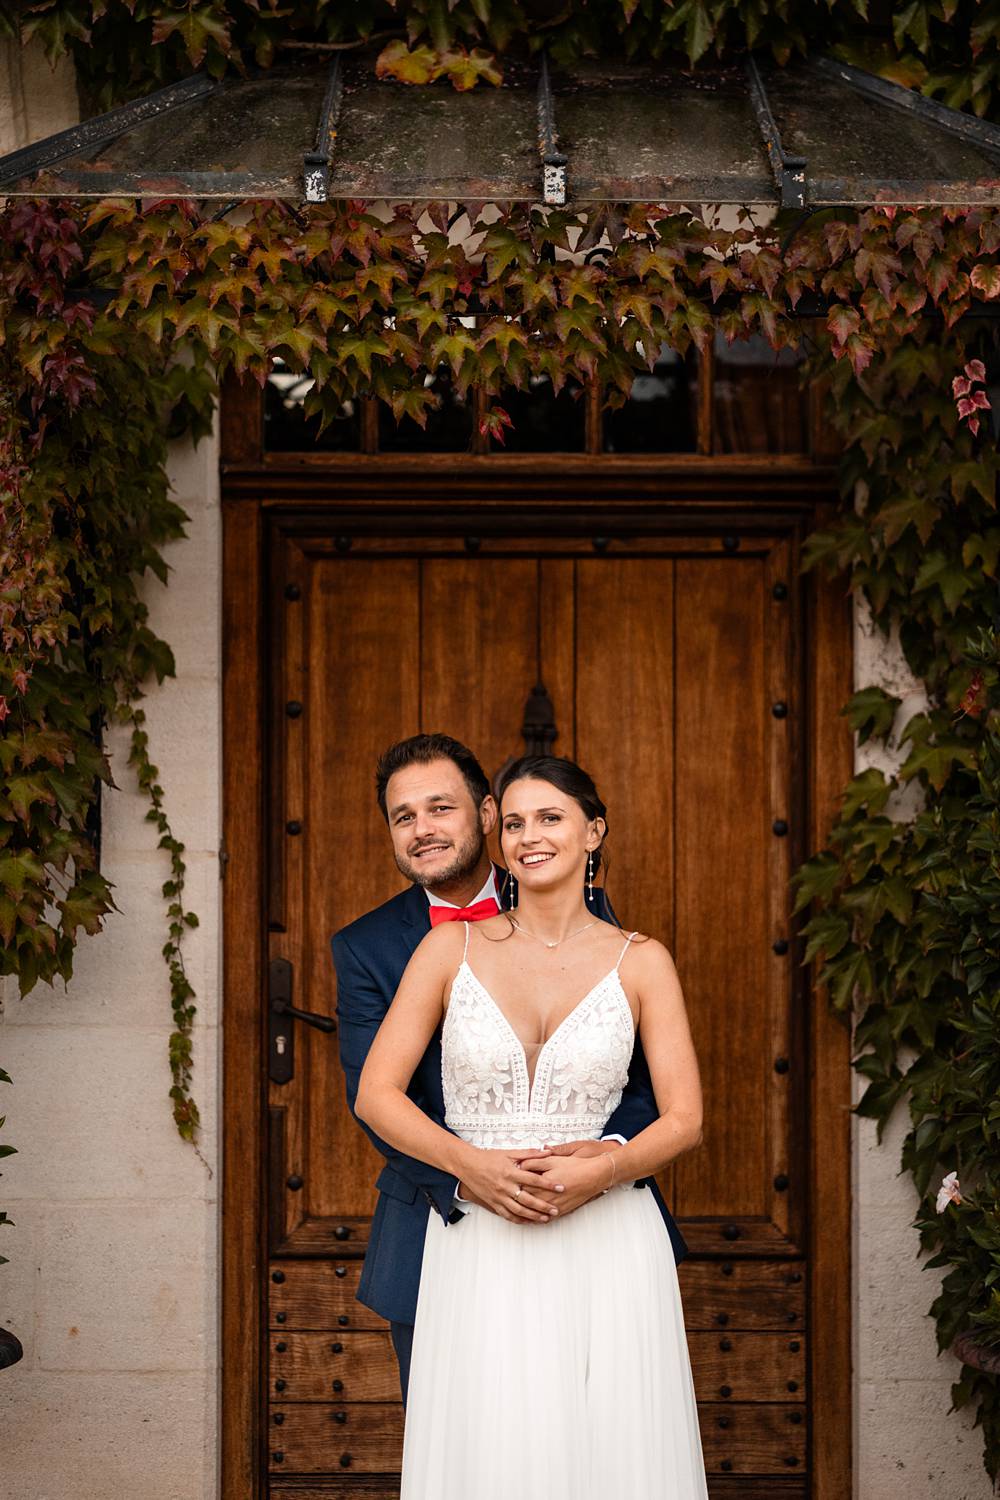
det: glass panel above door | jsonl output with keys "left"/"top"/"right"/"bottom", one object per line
{"left": 498, "top": 375, "right": 586, "bottom": 452}
{"left": 264, "top": 360, "right": 361, "bottom": 453}
{"left": 377, "top": 366, "right": 474, "bottom": 453}
{"left": 603, "top": 346, "right": 698, "bottom": 454}
{"left": 713, "top": 332, "right": 807, "bottom": 455}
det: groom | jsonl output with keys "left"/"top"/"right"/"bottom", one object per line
{"left": 331, "top": 732, "right": 688, "bottom": 1400}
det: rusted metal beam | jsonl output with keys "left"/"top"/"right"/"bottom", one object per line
{"left": 537, "top": 53, "right": 567, "bottom": 207}
{"left": 745, "top": 54, "right": 807, "bottom": 209}
{"left": 0, "top": 73, "right": 218, "bottom": 190}
{"left": 303, "top": 54, "right": 344, "bottom": 203}
{"left": 811, "top": 54, "right": 1000, "bottom": 155}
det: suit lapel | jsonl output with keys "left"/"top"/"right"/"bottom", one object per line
{"left": 400, "top": 882, "right": 430, "bottom": 960}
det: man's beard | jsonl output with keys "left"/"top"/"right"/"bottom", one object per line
{"left": 395, "top": 827, "right": 486, "bottom": 890}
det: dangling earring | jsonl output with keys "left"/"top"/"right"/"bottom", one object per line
{"left": 587, "top": 851, "right": 594, "bottom": 901}
{"left": 507, "top": 869, "right": 516, "bottom": 910}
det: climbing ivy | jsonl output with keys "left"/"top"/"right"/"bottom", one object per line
{"left": 0, "top": 199, "right": 215, "bottom": 1141}
{"left": 2, "top": 0, "right": 1000, "bottom": 1478}
{"left": 794, "top": 314, "right": 1000, "bottom": 1475}
{"left": 7, "top": 0, "right": 1000, "bottom": 114}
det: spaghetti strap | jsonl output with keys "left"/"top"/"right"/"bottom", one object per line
{"left": 615, "top": 930, "right": 639, "bottom": 971}
{"left": 462, "top": 920, "right": 471, "bottom": 963}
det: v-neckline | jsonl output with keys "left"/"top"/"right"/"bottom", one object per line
{"left": 456, "top": 958, "right": 625, "bottom": 1095}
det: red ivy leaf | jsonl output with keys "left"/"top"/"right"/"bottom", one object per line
{"left": 479, "top": 404, "right": 513, "bottom": 445}
{"left": 827, "top": 303, "right": 860, "bottom": 347}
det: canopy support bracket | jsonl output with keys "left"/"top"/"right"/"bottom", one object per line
{"left": 303, "top": 54, "right": 344, "bottom": 203}
{"left": 0, "top": 73, "right": 218, "bottom": 191}
{"left": 745, "top": 55, "right": 807, "bottom": 210}
{"left": 537, "top": 53, "right": 568, "bottom": 207}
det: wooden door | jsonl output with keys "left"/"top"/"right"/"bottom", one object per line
{"left": 259, "top": 524, "right": 816, "bottom": 1498}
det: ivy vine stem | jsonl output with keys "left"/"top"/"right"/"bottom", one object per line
{"left": 125, "top": 705, "right": 207, "bottom": 1167}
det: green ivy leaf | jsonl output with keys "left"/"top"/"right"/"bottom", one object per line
{"left": 842, "top": 688, "right": 902, "bottom": 745}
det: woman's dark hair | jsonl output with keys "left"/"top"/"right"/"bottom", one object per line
{"left": 375, "top": 733, "right": 491, "bottom": 820}
{"left": 496, "top": 755, "right": 609, "bottom": 879}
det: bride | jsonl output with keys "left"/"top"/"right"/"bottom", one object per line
{"left": 356, "top": 754, "right": 709, "bottom": 1499}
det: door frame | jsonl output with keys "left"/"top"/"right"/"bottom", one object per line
{"left": 219, "top": 382, "right": 853, "bottom": 1500}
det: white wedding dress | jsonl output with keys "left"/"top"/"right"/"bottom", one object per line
{"left": 400, "top": 924, "right": 709, "bottom": 1500}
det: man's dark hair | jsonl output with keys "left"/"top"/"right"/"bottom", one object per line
{"left": 375, "top": 734, "right": 491, "bottom": 820}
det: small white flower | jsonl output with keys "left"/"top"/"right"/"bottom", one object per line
{"left": 935, "top": 1171, "right": 962, "bottom": 1213}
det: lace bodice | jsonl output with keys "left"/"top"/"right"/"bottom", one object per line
{"left": 441, "top": 929, "right": 637, "bottom": 1151}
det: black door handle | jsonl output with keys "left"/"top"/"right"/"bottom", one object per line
{"left": 271, "top": 998, "right": 336, "bottom": 1035}
{"left": 269, "top": 957, "right": 335, "bottom": 1085}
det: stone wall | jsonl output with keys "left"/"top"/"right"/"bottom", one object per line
{"left": 851, "top": 600, "right": 994, "bottom": 1499}
{"left": 0, "top": 40, "right": 78, "bottom": 155}
{"left": 1, "top": 404, "right": 223, "bottom": 1497}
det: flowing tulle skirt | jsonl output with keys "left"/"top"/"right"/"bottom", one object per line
{"left": 400, "top": 1183, "right": 709, "bottom": 1500}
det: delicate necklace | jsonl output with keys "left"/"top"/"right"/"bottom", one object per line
{"left": 511, "top": 915, "right": 597, "bottom": 950}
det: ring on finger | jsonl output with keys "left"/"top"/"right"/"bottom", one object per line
{"left": 514, "top": 1184, "right": 523, "bottom": 1200}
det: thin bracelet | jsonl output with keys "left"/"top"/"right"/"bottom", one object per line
{"left": 605, "top": 1152, "right": 617, "bottom": 1191}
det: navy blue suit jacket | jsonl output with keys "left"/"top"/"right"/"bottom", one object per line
{"left": 331, "top": 874, "right": 689, "bottom": 1326}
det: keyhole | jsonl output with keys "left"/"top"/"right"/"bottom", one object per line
{"left": 276, "top": 1035, "right": 287, "bottom": 1056}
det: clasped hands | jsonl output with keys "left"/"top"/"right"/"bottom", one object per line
{"left": 456, "top": 1139, "right": 621, "bottom": 1224}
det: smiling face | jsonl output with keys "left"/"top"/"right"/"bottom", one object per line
{"left": 499, "top": 776, "right": 605, "bottom": 895}
{"left": 385, "top": 756, "right": 497, "bottom": 891}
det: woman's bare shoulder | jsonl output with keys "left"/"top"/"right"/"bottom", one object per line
{"left": 622, "top": 932, "right": 679, "bottom": 979}
{"left": 411, "top": 919, "right": 469, "bottom": 966}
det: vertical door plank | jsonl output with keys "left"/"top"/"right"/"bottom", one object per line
{"left": 673, "top": 557, "right": 768, "bottom": 1222}
{"left": 539, "top": 559, "right": 577, "bottom": 762}
{"left": 573, "top": 554, "right": 678, "bottom": 1211}
{"left": 574, "top": 557, "right": 676, "bottom": 945}
{"left": 421, "top": 558, "right": 539, "bottom": 784}
{"left": 299, "top": 558, "right": 421, "bottom": 1223}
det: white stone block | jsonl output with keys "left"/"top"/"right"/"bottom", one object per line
{"left": 36, "top": 1200, "right": 216, "bottom": 1372}
{"left": 144, "top": 452, "right": 221, "bottom": 681}
{"left": 856, "top": 1378, "right": 994, "bottom": 1499}
{"left": 0, "top": 1370, "right": 218, "bottom": 1500}
{"left": 0, "top": 1202, "right": 41, "bottom": 1368}
{"left": 0, "top": 40, "right": 77, "bottom": 156}
{"left": 1, "top": 852, "right": 219, "bottom": 1030}
{"left": 1, "top": 1026, "right": 217, "bottom": 1204}
{"left": 99, "top": 680, "right": 221, "bottom": 858}
{"left": 855, "top": 1105, "right": 923, "bottom": 1211}
{"left": 856, "top": 1220, "right": 948, "bottom": 1380}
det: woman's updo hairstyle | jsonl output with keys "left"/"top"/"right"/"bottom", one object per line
{"left": 496, "top": 755, "right": 609, "bottom": 884}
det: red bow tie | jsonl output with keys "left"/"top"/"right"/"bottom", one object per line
{"left": 429, "top": 896, "right": 501, "bottom": 927}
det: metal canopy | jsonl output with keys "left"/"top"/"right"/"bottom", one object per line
{"left": 3, "top": 49, "right": 1000, "bottom": 207}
